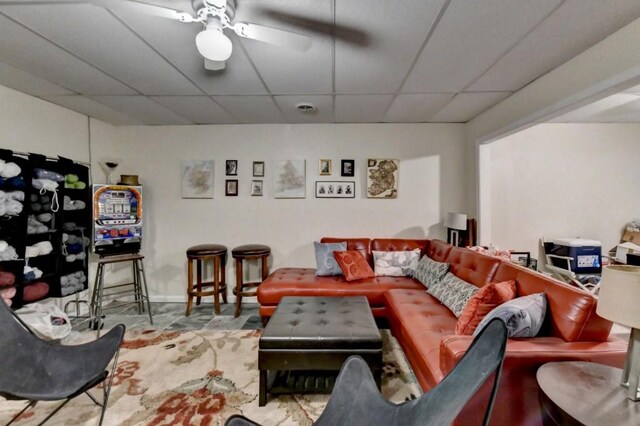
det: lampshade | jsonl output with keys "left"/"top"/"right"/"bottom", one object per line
{"left": 444, "top": 212, "right": 467, "bottom": 231}
{"left": 597, "top": 265, "right": 640, "bottom": 328}
{"left": 196, "top": 24, "right": 233, "bottom": 62}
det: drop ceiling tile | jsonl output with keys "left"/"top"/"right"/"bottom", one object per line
{"left": 113, "top": 9, "right": 268, "bottom": 95}
{"left": 335, "top": 95, "right": 394, "bottom": 122}
{"left": 92, "top": 96, "right": 193, "bottom": 125}
{"left": 233, "top": 0, "right": 333, "bottom": 94}
{"left": 335, "top": 0, "right": 446, "bottom": 94}
{"left": 213, "top": 96, "right": 283, "bottom": 123}
{"left": 402, "top": 0, "right": 562, "bottom": 93}
{"left": 0, "top": 4, "right": 202, "bottom": 95}
{"left": 0, "top": 60, "right": 73, "bottom": 96}
{"left": 151, "top": 96, "right": 236, "bottom": 124}
{"left": 41, "top": 95, "right": 143, "bottom": 125}
{"left": 383, "top": 93, "right": 454, "bottom": 122}
{"left": 469, "top": 0, "right": 640, "bottom": 92}
{"left": 274, "top": 95, "right": 333, "bottom": 122}
{"left": 0, "top": 13, "right": 135, "bottom": 95}
{"left": 430, "top": 92, "right": 511, "bottom": 122}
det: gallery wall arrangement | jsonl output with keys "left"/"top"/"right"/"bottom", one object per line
{"left": 179, "top": 158, "right": 399, "bottom": 200}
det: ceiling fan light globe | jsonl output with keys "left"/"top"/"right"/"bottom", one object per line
{"left": 196, "top": 28, "right": 233, "bottom": 61}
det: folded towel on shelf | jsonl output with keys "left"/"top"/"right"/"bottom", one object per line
{"left": 0, "top": 242, "right": 18, "bottom": 261}
{"left": 22, "top": 282, "right": 49, "bottom": 302}
{"left": 60, "top": 271, "right": 86, "bottom": 295}
{"left": 27, "top": 216, "right": 48, "bottom": 234}
{"left": 0, "top": 272, "right": 16, "bottom": 287}
{"left": 36, "top": 212, "right": 52, "bottom": 223}
{"left": 0, "top": 190, "right": 25, "bottom": 202}
{"left": 34, "top": 168, "right": 64, "bottom": 182}
{"left": 0, "top": 199, "right": 23, "bottom": 217}
{"left": 0, "top": 176, "right": 25, "bottom": 189}
{"left": 63, "top": 196, "right": 86, "bottom": 211}
{"left": 0, "top": 160, "right": 21, "bottom": 179}
{"left": 25, "top": 241, "right": 53, "bottom": 258}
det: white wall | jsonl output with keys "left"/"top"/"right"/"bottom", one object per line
{"left": 91, "top": 123, "right": 467, "bottom": 301}
{"left": 488, "top": 123, "right": 640, "bottom": 259}
{"left": 0, "top": 85, "right": 89, "bottom": 162}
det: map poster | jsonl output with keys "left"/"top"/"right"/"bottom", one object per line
{"left": 366, "top": 159, "right": 398, "bottom": 198}
{"left": 182, "top": 160, "right": 214, "bottom": 198}
{"left": 274, "top": 160, "right": 306, "bottom": 198}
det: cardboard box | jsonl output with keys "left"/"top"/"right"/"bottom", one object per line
{"left": 615, "top": 242, "right": 640, "bottom": 263}
{"left": 622, "top": 230, "right": 640, "bottom": 244}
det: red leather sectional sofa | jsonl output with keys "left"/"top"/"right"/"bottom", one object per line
{"left": 257, "top": 238, "right": 627, "bottom": 425}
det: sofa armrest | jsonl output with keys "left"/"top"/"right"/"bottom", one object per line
{"left": 440, "top": 335, "right": 628, "bottom": 375}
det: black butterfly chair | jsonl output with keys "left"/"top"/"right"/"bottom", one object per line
{"left": 0, "top": 300, "right": 125, "bottom": 425}
{"left": 226, "top": 318, "right": 508, "bottom": 426}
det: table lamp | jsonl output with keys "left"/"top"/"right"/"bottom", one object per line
{"left": 597, "top": 265, "right": 640, "bottom": 401}
{"left": 445, "top": 212, "right": 467, "bottom": 247}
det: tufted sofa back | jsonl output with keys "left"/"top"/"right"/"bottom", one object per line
{"left": 321, "top": 237, "right": 372, "bottom": 265}
{"left": 445, "top": 247, "right": 500, "bottom": 287}
{"left": 371, "top": 239, "right": 429, "bottom": 258}
{"left": 493, "top": 262, "right": 611, "bottom": 342}
{"left": 425, "top": 239, "right": 452, "bottom": 262}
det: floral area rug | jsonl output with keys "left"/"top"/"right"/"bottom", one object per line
{"left": 0, "top": 329, "right": 421, "bottom": 426}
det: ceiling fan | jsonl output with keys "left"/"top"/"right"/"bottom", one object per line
{"left": 89, "top": 0, "right": 312, "bottom": 70}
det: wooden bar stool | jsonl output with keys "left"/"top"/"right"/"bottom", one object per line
{"left": 232, "top": 244, "right": 271, "bottom": 318}
{"left": 186, "top": 244, "right": 228, "bottom": 316}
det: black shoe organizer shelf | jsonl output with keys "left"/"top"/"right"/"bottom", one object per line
{"left": 0, "top": 149, "right": 91, "bottom": 309}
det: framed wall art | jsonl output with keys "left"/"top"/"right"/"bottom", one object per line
{"left": 315, "top": 181, "right": 355, "bottom": 198}
{"left": 274, "top": 159, "right": 306, "bottom": 198}
{"left": 341, "top": 159, "right": 354, "bottom": 177}
{"left": 253, "top": 161, "right": 265, "bottom": 177}
{"left": 251, "top": 180, "right": 263, "bottom": 196}
{"left": 225, "top": 179, "right": 238, "bottom": 196}
{"left": 226, "top": 160, "right": 238, "bottom": 176}
{"left": 366, "top": 158, "right": 398, "bottom": 198}
{"left": 319, "top": 159, "right": 332, "bottom": 176}
{"left": 181, "top": 160, "right": 214, "bottom": 198}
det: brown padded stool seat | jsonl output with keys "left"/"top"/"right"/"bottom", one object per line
{"left": 232, "top": 244, "right": 271, "bottom": 317}
{"left": 187, "top": 244, "right": 227, "bottom": 257}
{"left": 186, "top": 244, "right": 228, "bottom": 316}
{"left": 232, "top": 244, "right": 271, "bottom": 257}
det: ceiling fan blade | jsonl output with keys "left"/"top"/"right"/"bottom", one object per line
{"left": 233, "top": 22, "right": 311, "bottom": 51}
{"left": 86, "top": 0, "right": 198, "bottom": 22}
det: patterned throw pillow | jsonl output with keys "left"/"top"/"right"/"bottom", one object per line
{"left": 314, "top": 241, "right": 347, "bottom": 276}
{"left": 372, "top": 249, "right": 421, "bottom": 277}
{"left": 455, "top": 280, "right": 517, "bottom": 335}
{"left": 334, "top": 250, "right": 375, "bottom": 282}
{"left": 413, "top": 256, "right": 449, "bottom": 289}
{"left": 427, "top": 272, "right": 479, "bottom": 317}
{"left": 473, "top": 293, "right": 547, "bottom": 338}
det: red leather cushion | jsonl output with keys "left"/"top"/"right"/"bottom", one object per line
{"left": 321, "top": 237, "right": 372, "bottom": 265}
{"left": 371, "top": 239, "right": 429, "bottom": 257}
{"left": 425, "top": 239, "right": 452, "bottom": 262}
{"left": 455, "top": 280, "right": 517, "bottom": 335}
{"left": 446, "top": 247, "right": 501, "bottom": 287}
{"left": 334, "top": 250, "right": 375, "bottom": 281}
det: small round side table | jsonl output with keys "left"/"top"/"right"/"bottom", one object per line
{"left": 537, "top": 361, "right": 638, "bottom": 426}
{"left": 186, "top": 244, "right": 227, "bottom": 316}
{"left": 232, "top": 244, "right": 271, "bottom": 318}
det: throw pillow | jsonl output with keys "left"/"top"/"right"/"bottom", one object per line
{"left": 427, "top": 272, "right": 479, "bottom": 317}
{"left": 413, "top": 255, "right": 449, "bottom": 289}
{"left": 334, "top": 250, "right": 375, "bottom": 282}
{"left": 473, "top": 293, "right": 547, "bottom": 338}
{"left": 372, "top": 249, "right": 421, "bottom": 277}
{"left": 455, "top": 280, "right": 517, "bottom": 335}
{"left": 314, "top": 241, "right": 347, "bottom": 276}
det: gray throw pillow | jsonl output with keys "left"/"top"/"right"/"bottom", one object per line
{"left": 473, "top": 293, "right": 547, "bottom": 338}
{"left": 427, "top": 272, "right": 479, "bottom": 317}
{"left": 314, "top": 241, "right": 347, "bottom": 276}
{"left": 413, "top": 255, "right": 449, "bottom": 289}
{"left": 372, "top": 249, "right": 421, "bottom": 277}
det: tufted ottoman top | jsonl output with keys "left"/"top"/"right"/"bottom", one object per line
{"left": 260, "top": 296, "right": 381, "bottom": 350}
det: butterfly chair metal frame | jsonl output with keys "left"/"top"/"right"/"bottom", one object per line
{"left": 0, "top": 300, "right": 124, "bottom": 426}
{"left": 226, "top": 318, "right": 508, "bottom": 426}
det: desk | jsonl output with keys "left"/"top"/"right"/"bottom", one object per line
{"left": 537, "top": 361, "right": 640, "bottom": 425}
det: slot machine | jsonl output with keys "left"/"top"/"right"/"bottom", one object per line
{"left": 92, "top": 185, "right": 143, "bottom": 255}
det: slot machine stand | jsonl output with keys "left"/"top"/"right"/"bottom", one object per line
{"left": 90, "top": 252, "right": 153, "bottom": 337}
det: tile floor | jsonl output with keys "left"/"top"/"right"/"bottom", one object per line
{"left": 72, "top": 301, "right": 262, "bottom": 333}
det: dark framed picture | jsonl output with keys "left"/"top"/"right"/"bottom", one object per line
{"left": 226, "top": 160, "right": 238, "bottom": 176}
{"left": 315, "top": 181, "right": 355, "bottom": 198}
{"left": 225, "top": 179, "right": 238, "bottom": 196}
{"left": 253, "top": 161, "right": 264, "bottom": 177}
{"left": 510, "top": 251, "right": 531, "bottom": 267}
{"left": 341, "top": 159, "right": 355, "bottom": 177}
{"left": 251, "top": 180, "right": 263, "bottom": 196}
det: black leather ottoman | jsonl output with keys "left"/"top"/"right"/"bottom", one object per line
{"left": 258, "top": 296, "right": 382, "bottom": 406}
